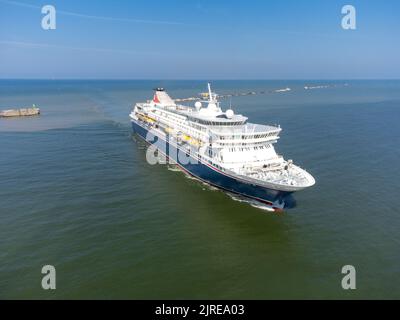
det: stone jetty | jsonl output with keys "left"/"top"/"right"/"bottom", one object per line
{"left": 0, "top": 106, "right": 40, "bottom": 118}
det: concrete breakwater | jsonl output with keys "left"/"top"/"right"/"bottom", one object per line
{"left": 173, "top": 83, "right": 349, "bottom": 102}
{"left": 0, "top": 106, "right": 40, "bottom": 118}
{"left": 174, "top": 88, "right": 292, "bottom": 102}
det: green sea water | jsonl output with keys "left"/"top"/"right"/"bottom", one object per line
{"left": 0, "top": 80, "right": 399, "bottom": 299}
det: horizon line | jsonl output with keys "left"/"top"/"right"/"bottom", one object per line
{"left": 0, "top": 78, "right": 399, "bottom": 81}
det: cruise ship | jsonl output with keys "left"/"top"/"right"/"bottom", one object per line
{"left": 130, "top": 84, "right": 315, "bottom": 211}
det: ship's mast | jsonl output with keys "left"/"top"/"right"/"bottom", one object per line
{"left": 208, "top": 83, "right": 213, "bottom": 102}
{"left": 208, "top": 83, "right": 219, "bottom": 103}
{"left": 206, "top": 82, "right": 221, "bottom": 112}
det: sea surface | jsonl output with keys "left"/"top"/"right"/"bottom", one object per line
{"left": 0, "top": 80, "right": 399, "bottom": 299}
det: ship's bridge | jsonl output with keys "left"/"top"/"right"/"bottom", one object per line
{"left": 209, "top": 123, "right": 282, "bottom": 145}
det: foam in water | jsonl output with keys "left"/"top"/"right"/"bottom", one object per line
{"left": 167, "top": 165, "right": 181, "bottom": 172}
{"left": 226, "top": 192, "right": 276, "bottom": 212}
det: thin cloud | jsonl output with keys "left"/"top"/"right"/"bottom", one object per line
{"left": 0, "top": 40, "right": 161, "bottom": 55}
{"left": 0, "top": 0, "right": 187, "bottom": 26}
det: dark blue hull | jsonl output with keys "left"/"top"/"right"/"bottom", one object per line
{"left": 132, "top": 120, "right": 291, "bottom": 209}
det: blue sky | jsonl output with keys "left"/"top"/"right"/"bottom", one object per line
{"left": 0, "top": 0, "right": 399, "bottom": 79}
